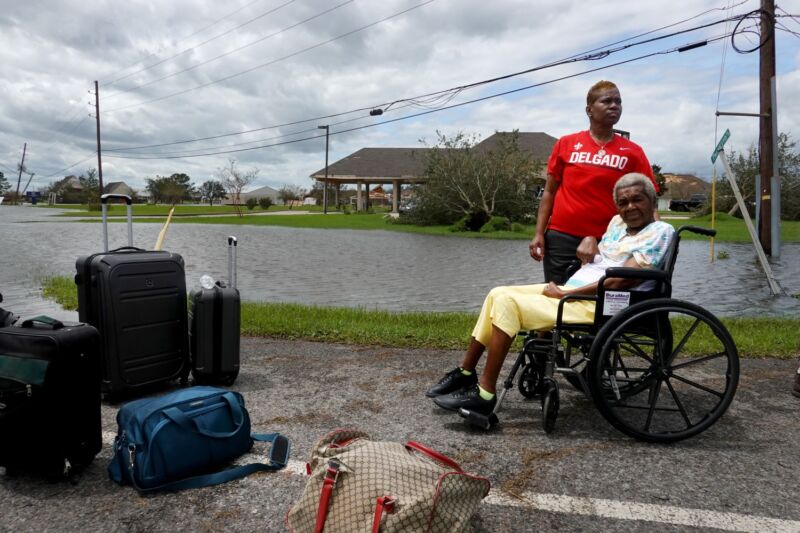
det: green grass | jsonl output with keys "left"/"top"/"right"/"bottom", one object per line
{"left": 41, "top": 275, "right": 78, "bottom": 311}
{"left": 96, "top": 212, "right": 535, "bottom": 239}
{"left": 669, "top": 212, "right": 800, "bottom": 243}
{"left": 39, "top": 276, "right": 799, "bottom": 358}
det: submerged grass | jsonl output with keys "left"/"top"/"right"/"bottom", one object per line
{"left": 40, "top": 276, "right": 798, "bottom": 358}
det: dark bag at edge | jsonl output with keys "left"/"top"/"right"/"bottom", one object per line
{"left": 0, "top": 316, "right": 101, "bottom": 480}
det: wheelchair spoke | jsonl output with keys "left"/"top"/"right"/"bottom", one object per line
{"left": 669, "top": 373, "right": 724, "bottom": 398}
{"left": 669, "top": 317, "right": 701, "bottom": 361}
{"left": 665, "top": 378, "right": 692, "bottom": 428}
{"left": 617, "top": 334, "right": 654, "bottom": 364}
{"left": 644, "top": 379, "right": 662, "bottom": 432}
{"left": 670, "top": 352, "right": 727, "bottom": 371}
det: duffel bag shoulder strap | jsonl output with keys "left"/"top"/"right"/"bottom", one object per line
{"left": 405, "top": 441, "right": 462, "bottom": 471}
{"left": 128, "top": 432, "right": 290, "bottom": 493}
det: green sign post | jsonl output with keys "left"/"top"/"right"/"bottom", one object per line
{"left": 711, "top": 129, "right": 730, "bottom": 164}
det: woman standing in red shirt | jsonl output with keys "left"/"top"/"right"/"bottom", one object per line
{"left": 530, "top": 80, "right": 658, "bottom": 283}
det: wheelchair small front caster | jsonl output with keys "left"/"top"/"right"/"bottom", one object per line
{"left": 518, "top": 363, "right": 544, "bottom": 399}
{"left": 541, "top": 379, "right": 560, "bottom": 433}
{"left": 459, "top": 408, "right": 499, "bottom": 430}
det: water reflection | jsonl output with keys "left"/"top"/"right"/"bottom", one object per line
{"left": 1, "top": 205, "right": 798, "bottom": 321}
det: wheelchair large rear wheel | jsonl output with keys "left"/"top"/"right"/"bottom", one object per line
{"left": 587, "top": 299, "right": 739, "bottom": 443}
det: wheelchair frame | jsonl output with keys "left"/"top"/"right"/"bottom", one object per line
{"left": 459, "top": 226, "right": 740, "bottom": 443}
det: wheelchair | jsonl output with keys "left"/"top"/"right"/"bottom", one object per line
{"left": 459, "top": 226, "right": 740, "bottom": 443}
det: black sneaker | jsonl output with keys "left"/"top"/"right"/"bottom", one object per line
{"left": 433, "top": 384, "right": 496, "bottom": 415}
{"left": 425, "top": 367, "right": 477, "bottom": 398}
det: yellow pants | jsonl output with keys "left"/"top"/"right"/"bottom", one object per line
{"left": 471, "top": 284, "right": 596, "bottom": 345}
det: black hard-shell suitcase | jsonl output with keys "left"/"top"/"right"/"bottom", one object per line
{"left": 74, "top": 194, "right": 189, "bottom": 395}
{"left": 188, "top": 236, "right": 240, "bottom": 385}
{"left": 0, "top": 316, "right": 101, "bottom": 480}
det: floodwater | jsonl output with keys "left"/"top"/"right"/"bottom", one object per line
{"left": 1, "top": 205, "right": 798, "bottom": 322}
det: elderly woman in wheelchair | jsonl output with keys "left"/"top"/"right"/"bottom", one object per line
{"left": 427, "top": 172, "right": 739, "bottom": 443}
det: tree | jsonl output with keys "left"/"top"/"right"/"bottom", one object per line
{"left": 408, "top": 130, "right": 542, "bottom": 228}
{"left": 278, "top": 185, "right": 304, "bottom": 209}
{"left": 80, "top": 168, "right": 99, "bottom": 204}
{"left": 146, "top": 173, "right": 195, "bottom": 205}
{"left": 215, "top": 159, "right": 258, "bottom": 216}
{"left": 651, "top": 164, "right": 668, "bottom": 197}
{"left": 715, "top": 133, "right": 800, "bottom": 220}
{"left": 0, "top": 171, "right": 9, "bottom": 195}
{"left": 198, "top": 180, "right": 227, "bottom": 206}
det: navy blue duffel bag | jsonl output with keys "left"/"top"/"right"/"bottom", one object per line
{"left": 108, "top": 386, "right": 290, "bottom": 492}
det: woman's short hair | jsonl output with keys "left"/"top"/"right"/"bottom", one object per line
{"left": 614, "top": 173, "right": 657, "bottom": 205}
{"left": 587, "top": 80, "right": 618, "bottom": 105}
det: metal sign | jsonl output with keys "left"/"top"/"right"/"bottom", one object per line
{"left": 711, "top": 129, "right": 731, "bottom": 163}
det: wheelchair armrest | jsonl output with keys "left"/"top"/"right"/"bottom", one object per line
{"left": 678, "top": 225, "right": 716, "bottom": 238}
{"left": 556, "top": 294, "right": 597, "bottom": 328}
{"left": 601, "top": 267, "right": 668, "bottom": 282}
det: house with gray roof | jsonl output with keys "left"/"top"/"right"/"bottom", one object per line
{"left": 310, "top": 132, "right": 556, "bottom": 213}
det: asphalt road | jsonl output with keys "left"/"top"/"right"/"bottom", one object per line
{"left": 2, "top": 338, "right": 799, "bottom": 532}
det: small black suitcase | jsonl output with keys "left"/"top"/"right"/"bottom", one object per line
{"left": 74, "top": 194, "right": 189, "bottom": 395}
{"left": 0, "top": 316, "right": 101, "bottom": 480}
{"left": 189, "top": 236, "right": 240, "bottom": 385}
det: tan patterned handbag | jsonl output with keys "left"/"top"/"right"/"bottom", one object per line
{"left": 287, "top": 429, "right": 490, "bottom": 533}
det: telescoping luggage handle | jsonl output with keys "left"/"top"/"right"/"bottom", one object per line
{"left": 227, "top": 236, "right": 237, "bottom": 289}
{"left": 101, "top": 194, "right": 134, "bottom": 252}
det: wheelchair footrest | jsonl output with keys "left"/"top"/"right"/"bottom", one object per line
{"left": 458, "top": 408, "right": 498, "bottom": 430}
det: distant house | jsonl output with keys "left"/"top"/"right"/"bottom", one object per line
{"left": 51, "top": 175, "right": 84, "bottom": 203}
{"left": 663, "top": 174, "right": 711, "bottom": 200}
{"left": 103, "top": 181, "right": 136, "bottom": 198}
{"left": 473, "top": 132, "right": 556, "bottom": 176}
{"left": 309, "top": 131, "right": 557, "bottom": 213}
{"left": 228, "top": 184, "right": 280, "bottom": 204}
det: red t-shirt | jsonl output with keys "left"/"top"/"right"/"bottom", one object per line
{"left": 546, "top": 130, "right": 656, "bottom": 238}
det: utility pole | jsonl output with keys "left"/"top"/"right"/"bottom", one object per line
{"left": 758, "top": 0, "right": 776, "bottom": 255}
{"left": 94, "top": 80, "right": 104, "bottom": 200}
{"left": 317, "top": 125, "right": 329, "bottom": 214}
{"left": 14, "top": 143, "right": 26, "bottom": 205}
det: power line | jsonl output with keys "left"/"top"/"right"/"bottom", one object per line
{"left": 104, "top": 0, "right": 354, "bottom": 100}
{"left": 103, "top": 8, "right": 752, "bottom": 155}
{"left": 102, "top": 0, "right": 283, "bottom": 87}
{"left": 777, "top": 22, "right": 800, "bottom": 38}
{"left": 104, "top": 31, "right": 733, "bottom": 161}
{"left": 39, "top": 153, "right": 98, "bottom": 179}
{"left": 101, "top": 0, "right": 437, "bottom": 114}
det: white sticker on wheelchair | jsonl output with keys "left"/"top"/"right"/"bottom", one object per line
{"left": 603, "top": 291, "right": 630, "bottom": 315}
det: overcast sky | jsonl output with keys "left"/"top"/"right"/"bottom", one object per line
{"left": 1, "top": 0, "right": 798, "bottom": 194}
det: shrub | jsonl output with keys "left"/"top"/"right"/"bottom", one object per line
{"left": 449, "top": 218, "right": 469, "bottom": 232}
{"left": 511, "top": 222, "right": 525, "bottom": 233}
{"left": 479, "top": 216, "right": 511, "bottom": 233}
{"left": 86, "top": 202, "right": 101, "bottom": 212}
{"left": 246, "top": 197, "right": 258, "bottom": 210}
{"left": 258, "top": 197, "right": 273, "bottom": 210}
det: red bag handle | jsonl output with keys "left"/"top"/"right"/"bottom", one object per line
{"left": 372, "top": 496, "right": 395, "bottom": 533}
{"left": 405, "top": 441, "right": 462, "bottom": 472}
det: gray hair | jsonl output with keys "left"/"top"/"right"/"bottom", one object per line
{"left": 613, "top": 173, "right": 657, "bottom": 205}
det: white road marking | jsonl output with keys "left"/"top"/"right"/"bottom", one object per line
{"left": 484, "top": 492, "right": 800, "bottom": 533}
{"left": 102, "top": 432, "right": 800, "bottom": 532}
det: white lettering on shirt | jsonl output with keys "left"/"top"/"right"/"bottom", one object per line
{"left": 568, "top": 151, "right": 629, "bottom": 170}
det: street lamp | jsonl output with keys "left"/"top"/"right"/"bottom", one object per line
{"left": 318, "top": 125, "right": 329, "bottom": 214}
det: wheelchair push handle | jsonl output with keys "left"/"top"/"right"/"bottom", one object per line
{"left": 677, "top": 225, "right": 716, "bottom": 238}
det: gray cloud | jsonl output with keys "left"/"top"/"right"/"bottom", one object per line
{"left": 1, "top": 0, "right": 797, "bottom": 193}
